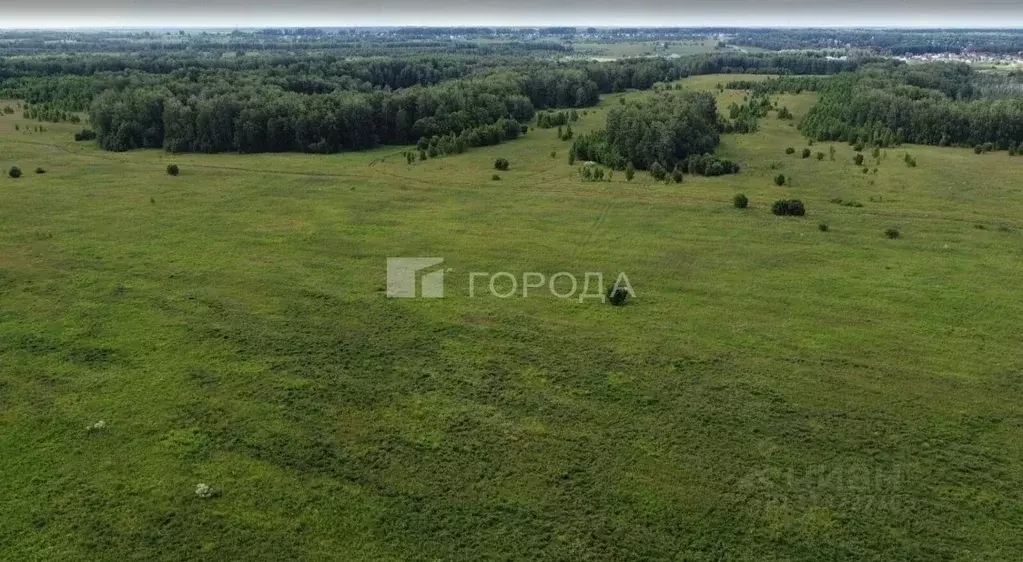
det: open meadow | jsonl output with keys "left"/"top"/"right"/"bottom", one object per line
{"left": 2, "top": 75, "right": 1023, "bottom": 560}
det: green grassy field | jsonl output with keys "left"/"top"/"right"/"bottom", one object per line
{"left": 2, "top": 76, "right": 1023, "bottom": 560}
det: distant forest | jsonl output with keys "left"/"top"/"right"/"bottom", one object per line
{"left": 4, "top": 28, "right": 1023, "bottom": 157}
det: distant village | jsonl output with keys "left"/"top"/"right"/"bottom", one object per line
{"left": 896, "top": 51, "right": 1023, "bottom": 67}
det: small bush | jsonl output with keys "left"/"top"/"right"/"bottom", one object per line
{"left": 974, "top": 145, "right": 984, "bottom": 154}
{"left": 494, "top": 158, "right": 510, "bottom": 171}
{"left": 983, "top": 142, "right": 994, "bottom": 153}
{"left": 491, "top": 174, "right": 501, "bottom": 181}
{"left": 35, "top": 167, "right": 45, "bottom": 174}
{"left": 649, "top": 161, "right": 667, "bottom": 181}
{"left": 550, "top": 150, "right": 557, "bottom": 159}
{"left": 885, "top": 228, "right": 900, "bottom": 239}
{"left": 801, "top": 148, "right": 811, "bottom": 159}
{"left": 853, "top": 142, "right": 865, "bottom": 152}
{"left": 606, "top": 284, "right": 631, "bottom": 306}
{"left": 818, "top": 223, "right": 829, "bottom": 232}
{"left": 815, "top": 152, "right": 825, "bottom": 161}
{"left": 854, "top": 154, "right": 864, "bottom": 166}
{"left": 785, "top": 147, "right": 795, "bottom": 155}
{"left": 8, "top": 166, "right": 22, "bottom": 179}
{"left": 774, "top": 173, "right": 786, "bottom": 186}
{"left": 74, "top": 129, "right": 97, "bottom": 142}
{"left": 166, "top": 164, "right": 179, "bottom": 176}
{"left": 733, "top": 193, "right": 749, "bottom": 209}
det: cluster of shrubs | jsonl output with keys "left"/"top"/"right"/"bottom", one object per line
{"left": 830, "top": 198, "right": 863, "bottom": 208}
{"left": 7, "top": 166, "right": 46, "bottom": 178}
{"left": 677, "top": 153, "right": 739, "bottom": 177}
{"left": 74, "top": 129, "right": 97, "bottom": 142}
{"left": 536, "top": 109, "right": 578, "bottom": 129}
{"left": 771, "top": 199, "right": 806, "bottom": 216}
{"left": 649, "top": 162, "right": 684, "bottom": 183}
{"left": 413, "top": 119, "right": 525, "bottom": 161}
{"left": 580, "top": 165, "right": 607, "bottom": 181}
{"left": 556, "top": 125, "right": 573, "bottom": 141}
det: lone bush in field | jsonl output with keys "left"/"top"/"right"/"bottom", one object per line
{"left": 854, "top": 154, "right": 865, "bottom": 166}
{"left": 733, "top": 193, "right": 749, "bottom": 209}
{"left": 606, "top": 283, "right": 631, "bottom": 306}
{"left": 9, "top": 166, "right": 22, "bottom": 179}
{"left": 801, "top": 148, "right": 811, "bottom": 159}
{"left": 166, "top": 164, "right": 179, "bottom": 176}
{"left": 818, "top": 223, "right": 829, "bottom": 232}
{"left": 885, "top": 228, "right": 901, "bottom": 239}
{"left": 785, "top": 147, "right": 795, "bottom": 155}
{"left": 974, "top": 145, "right": 984, "bottom": 154}
{"left": 491, "top": 174, "right": 501, "bottom": 181}
{"left": 774, "top": 173, "right": 786, "bottom": 186}
{"left": 35, "top": 167, "right": 45, "bottom": 174}
{"left": 494, "top": 158, "right": 510, "bottom": 171}
{"left": 815, "top": 152, "right": 825, "bottom": 161}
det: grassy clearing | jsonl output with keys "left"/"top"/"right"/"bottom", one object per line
{"left": 1, "top": 78, "right": 1023, "bottom": 560}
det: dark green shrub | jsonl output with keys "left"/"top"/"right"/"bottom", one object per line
{"left": 606, "top": 284, "right": 631, "bottom": 306}
{"left": 854, "top": 154, "right": 864, "bottom": 166}
{"left": 74, "top": 129, "right": 96, "bottom": 142}
{"left": 491, "top": 174, "right": 501, "bottom": 181}
{"left": 772, "top": 199, "right": 806, "bottom": 217}
{"left": 774, "top": 173, "right": 786, "bottom": 186}
{"left": 733, "top": 193, "right": 749, "bottom": 209}
{"left": 494, "top": 158, "right": 510, "bottom": 171}
{"left": 815, "top": 152, "right": 825, "bottom": 160}
{"left": 885, "top": 228, "right": 900, "bottom": 239}
{"left": 854, "top": 142, "right": 865, "bottom": 152}
{"left": 625, "top": 162, "right": 635, "bottom": 181}
{"left": 785, "top": 147, "right": 795, "bottom": 155}
{"left": 801, "top": 148, "right": 811, "bottom": 158}
{"left": 9, "top": 166, "right": 22, "bottom": 179}
{"left": 818, "top": 223, "right": 829, "bottom": 232}
{"left": 974, "top": 145, "right": 984, "bottom": 154}
{"left": 670, "top": 165, "right": 684, "bottom": 183}
{"left": 34, "top": 167, "right": 45, "bottom": 174}
{"left": 166, "top": 164, "right": 179, "bottom": 176}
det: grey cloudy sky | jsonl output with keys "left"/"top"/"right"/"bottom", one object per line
{"left": 0, "top": 0, "right": 1021, "bottom": 28}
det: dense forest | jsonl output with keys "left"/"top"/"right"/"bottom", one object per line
{"left": 796, "top": 63, "right": 1023, "bottom": 148}
{"left": 570, "top": 91, "right": 733, "bottom": 175}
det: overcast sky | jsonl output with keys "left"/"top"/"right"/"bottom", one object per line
{"left": 0, "top": 0, "right": 1021, "bottom": 29}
